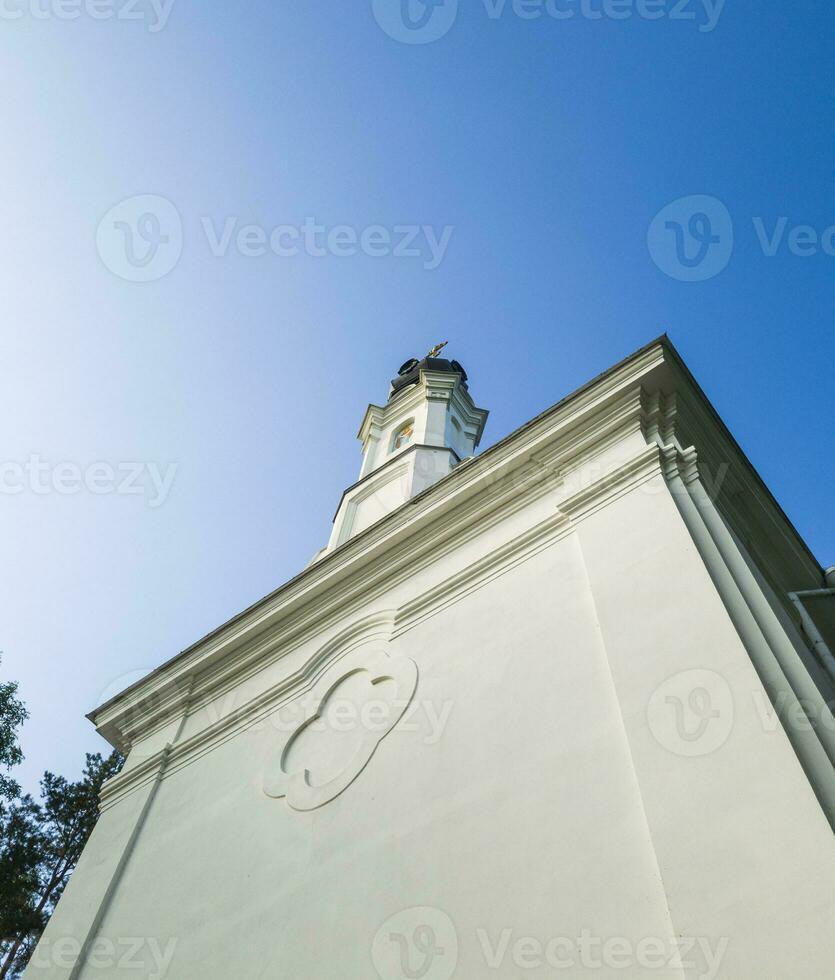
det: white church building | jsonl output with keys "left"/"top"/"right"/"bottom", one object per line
{"left": 27, "top": 337, "right": 835, "bottom": 978}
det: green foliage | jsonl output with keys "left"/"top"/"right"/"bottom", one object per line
{"left": 0, "top": 660, "right": 123, "bottom": 979}
{"left": 0, "top": 663, "right": 28, "bottom": 805}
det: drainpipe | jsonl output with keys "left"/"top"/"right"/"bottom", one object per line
{"left": 788, "top": 582, "right": 835, "bottom": 686}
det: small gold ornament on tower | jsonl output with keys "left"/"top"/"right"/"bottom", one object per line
{"left": 427, "top": 341, "right": 449, "bottom": 358}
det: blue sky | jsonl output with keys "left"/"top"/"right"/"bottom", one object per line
{"left": 1, "top": 0, "right": 832, "bottom": 794}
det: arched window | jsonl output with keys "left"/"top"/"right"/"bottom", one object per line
{"left": 391, "top": 420, "right": 414, "bottom": 453}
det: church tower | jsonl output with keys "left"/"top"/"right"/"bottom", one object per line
{"left": 326, "top": 344, "right": 488, "bottom": 551}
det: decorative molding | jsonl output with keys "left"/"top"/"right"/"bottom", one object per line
{"left": 100, "top": 747, "right": 168, "bottom": 811}
{"left": 100, "top": 612, "right": 398, "bottom": 807}
{"left": 558, "top": 444, "right": 665, "bottom": 524}
{"left": 332, "top": 444, "right": 461, "bottom": 523}
{"left": 356, "top": 369, "right": 487, "bottom": 451}
{"left": 336, "top": 458, "right": 412, "bottom": 546}
{"left": 394, "top": 510, "right": 572, "bottom": 637}
{"left": 658, "top": 443, "right": 700, "bottom": 486}
{"left": 642, "top": 374, "right": 822, "bottom": 603}
{"left": 263, "top": 650, "right": 418, "bottom": 811}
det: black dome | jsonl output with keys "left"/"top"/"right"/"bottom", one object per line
{"left": 389, "top": 356, "right": 468, "bottom": 401}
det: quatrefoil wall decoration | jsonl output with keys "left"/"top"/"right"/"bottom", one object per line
{"left": 263, "top": 650, "right": 418, "bottom": 811}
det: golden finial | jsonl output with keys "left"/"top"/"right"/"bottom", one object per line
{"left": 427, "top": 341, "right": 448, "bottom": 358}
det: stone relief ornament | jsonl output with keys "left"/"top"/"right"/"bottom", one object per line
{"left": 263, "top": 650, "right": 418, "bottom": 811}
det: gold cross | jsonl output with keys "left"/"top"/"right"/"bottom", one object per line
{"left": 427, "top": 341, "right": 448, "bottom": 358}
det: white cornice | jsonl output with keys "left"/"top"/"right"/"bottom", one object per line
{"left": 357, "top": 369, "right": 487, "bottom": 448}
{"left": 646, "top": 363, "right": 822, "bottom": 594}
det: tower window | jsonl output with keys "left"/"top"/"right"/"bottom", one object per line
{"left": 391, "top": 421, "right": 414, "bottom": 453}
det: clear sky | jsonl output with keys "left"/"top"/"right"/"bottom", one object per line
{"left": 1, "top": 1, "right": 832, "bottom": 795}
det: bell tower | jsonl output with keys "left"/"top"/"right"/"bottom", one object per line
{"left": 325, "top": 345, "right": 489, "bottom": 552}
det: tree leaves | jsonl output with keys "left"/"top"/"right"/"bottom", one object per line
{"left": 0, "top": 662, "right": 28, "bottom": 806}
{"left": 0, "top": 660, "right": 123, "bottom": 979}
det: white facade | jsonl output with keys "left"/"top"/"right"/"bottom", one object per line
{"left": 26, "top": 338, "right": 835, "bottom": 979}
